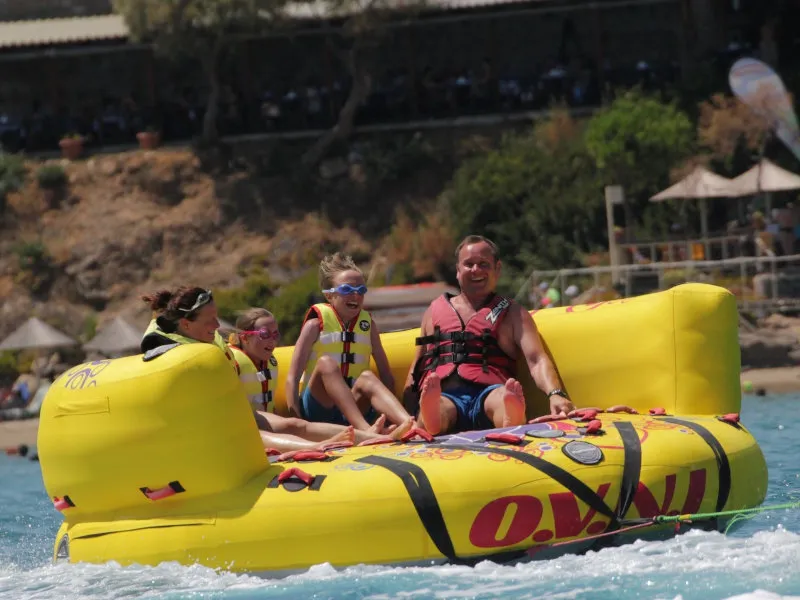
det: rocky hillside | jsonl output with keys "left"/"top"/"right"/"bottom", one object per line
{"left": 740, "top": 313, "right": 800, "bottom": 369}
{"left": 0, "top": 148, "right": 437, "bottom": 342}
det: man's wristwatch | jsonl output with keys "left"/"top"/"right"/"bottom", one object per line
{"left": 547, "top": 388, "right": 569, "bottom": 400}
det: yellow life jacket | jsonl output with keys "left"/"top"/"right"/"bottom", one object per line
{"left": 301, "top": 303, "right": 372, "bottom": 390}
{"left": 141, "top": 318, "right": 238, "bottom": 372}
{"left": 228, "top": 345, "right": 278, "bottom": 413}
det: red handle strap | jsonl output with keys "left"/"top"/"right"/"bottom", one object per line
{"left": 484, "top": 432, "right": 524, "bottom": 445}
{"left": 583, "top": 419, "right": 604, "bottom": 435}
{"left": 718, "top": 413, "right": 741, "bottom": 425}
{"left": 401, "top": 428, "right": 435, "bottom": 443}
{"left": 53, "top": 496, "right": 75, "bottom": 511}
{"left": 570, "top": 408, "right": 599, "bottom": 422}
{"left": 140, "top": 481, "right": 185, "bottom": 501}
{"left": 265, "top": 447, "right": 282, "bottom": 456}
{"left": 649, "top": 407, "right": 667, "bottom": 416}
{"left": 606, "top": 405, "right": 639, "bottom": 414}
{"left": 358, "top": 437, "right": 395, "bottom": 447}
{"left": 292, "top": 450, "right": 330, "bottom": 462}
{"left": 318, "top": 441, "right": 353, "bottom": 451}
{"left": 277, "top": 467, "right": 314, "bottom": 487}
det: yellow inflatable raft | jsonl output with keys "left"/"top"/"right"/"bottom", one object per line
{"left": 39, "top": 283, "right": 767, "bottom": 574}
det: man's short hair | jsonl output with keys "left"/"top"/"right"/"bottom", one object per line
{"left": 455, "top": 235, "right": 500, "bottom": 262}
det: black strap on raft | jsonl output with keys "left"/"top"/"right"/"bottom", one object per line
{"left": 356, "top": 455, "right": 458, "bottom": 561}
{"left": 661, "top": 417, "right": 731, "bottom": 512}
{"left": 359, "top": 444, "right": 621, "bottom": 564}
{"left": 613, "top": 421, "right": 642, "bottom": 522}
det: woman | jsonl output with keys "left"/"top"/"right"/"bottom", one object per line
{"left": 229, "top": 308, "right": 412, "bottom": 447}
{"left": 140, "top": 287, "right": 354, "bottom": 452}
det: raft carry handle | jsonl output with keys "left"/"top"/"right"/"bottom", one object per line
{"left": 140, "top": 480, "right": 185, "bottom": 501}
{"left": 53, "top": 496, "right": 75, "bottom": 511}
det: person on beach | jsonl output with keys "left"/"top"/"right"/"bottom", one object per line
{"left": 286, "top": 253, "right": 415, "bottom": 437}
{"left": 403, "top": 235, "right": 574, "bottom": 435}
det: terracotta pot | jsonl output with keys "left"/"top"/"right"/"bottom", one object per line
{"left": 137, "top": 131, "right": 161, "bottom": 150}
{"left": 59, "top": 138, "right": 83, "bottom": 161}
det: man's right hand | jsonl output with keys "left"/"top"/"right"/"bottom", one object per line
{"left": 549, "top": 393, "right": 574, "bottom": 416}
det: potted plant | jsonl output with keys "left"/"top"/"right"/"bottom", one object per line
{"left": 36, "top": 163, "right": 68, "bottom": 209}
{"left": 136, "top": 126, "right": 161, "bottom": 150}
{"left": 59, "top": 133, "right": 84, "bottom": 160}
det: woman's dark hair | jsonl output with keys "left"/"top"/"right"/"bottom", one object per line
{"left": 141, "top": 286, "right": 212, "bottom": 324}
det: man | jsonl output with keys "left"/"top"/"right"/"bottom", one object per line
{"left": 403, "top": 235, "right": 573, "bottom": 435}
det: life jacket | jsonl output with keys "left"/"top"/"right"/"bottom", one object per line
{"left": 228, "top": 345, "right": 278, "bottom": 413}
{"left": 415, "top": 293, "right": 516, "bottom": 387}
{"left": 302, "top": 303, "right": 372, "bottom": 389}
{"left": 140, "top": 318, "right": 238, "bottom": 372}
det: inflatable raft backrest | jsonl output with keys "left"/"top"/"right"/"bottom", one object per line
{"left": 271, "top": 283, "right": 740, "bottom": 418}
{"left": 38, "top": 344, "right": 267, "bottom": 517}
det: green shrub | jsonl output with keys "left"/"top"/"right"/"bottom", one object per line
{"left": 0, "top": 153, "right": 26, "bottom": 198}
{"left": 214, "top": 274, "right": 275, "bottom": 324}
{"left": 269, "top": 269, "right": 324, "bottom": 345}
{"left": 36, "top": 164, "right": 67, "bottom": 189}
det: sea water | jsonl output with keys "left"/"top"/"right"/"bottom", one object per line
{"left": 2, "top": 394, "right": 799, "bottom": 600}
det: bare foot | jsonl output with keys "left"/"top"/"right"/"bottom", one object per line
{"left": 314, "top": 426, "right": 355, "bottom": 450}
{"left": 369, "top": 414, "right": 387, "bottom": 434}
{"left": 502, "top": 379, "right": 526, "bottom": 428}
{"left": 420, "top": 373, "right": 443, "bottom": 435}
{"left": 389, "top": 416, "right": 416, "bottom": 440}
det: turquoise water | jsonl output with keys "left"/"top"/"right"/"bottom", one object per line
{"left": 2, "top": 394, "right": 800, "bottom": 600}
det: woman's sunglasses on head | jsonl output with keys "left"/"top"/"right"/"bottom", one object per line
{"left": 323, "top": 284, "right": 368, "bottom": 296}
{"left": 178, "top": 290, "right": 213, "bottom": 315}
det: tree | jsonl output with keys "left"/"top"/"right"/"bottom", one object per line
{"left": 113, "top": 0, "right": 287, "bottom": 143}
{"left": 697, "top": 93, "right": 771, "bottom": 169}
{"left": 445, "top": 109, "right": 606, "bottom": 286}
{"left": 585, "top": 88, "right": 695, "bottom": 238}
{"left": 299, "top": 0, "right": 423, "bottom": 167}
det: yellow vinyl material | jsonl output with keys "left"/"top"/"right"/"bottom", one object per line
{"left": 39, "top": 284, "right": 765, "bottom": 573}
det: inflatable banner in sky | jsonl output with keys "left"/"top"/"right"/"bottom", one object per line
{"left": 729, "top": 57, "right": 800, "bottom": 162}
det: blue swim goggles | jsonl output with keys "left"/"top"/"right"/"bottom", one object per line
{"left": 322, "top": 284, "right": 368, "bottom": 296}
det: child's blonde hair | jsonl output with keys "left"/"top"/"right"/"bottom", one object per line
{"left": 227, "top": 307, "right": 275, "bottom": 346}
{"left": 319, "top": 253, "right": 362, "bottom": 289}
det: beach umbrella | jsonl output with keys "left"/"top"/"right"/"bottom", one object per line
{"left": 0, "top": 317, "right": 77, "bottom": 351}
{"left": 728, "top": 159, "right": 800, "bottom": 196}
{"left": 83, "top": 316, "right": 143, "bottom": 356}
{"left": 650, "top": 165, "right": 735, "bottom": 238}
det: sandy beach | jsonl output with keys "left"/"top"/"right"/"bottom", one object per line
{"left": 2, "top": 366, "right": 797, "bottom": 450}
{"left": 0, "top": 418, "right": 39, "bottom": 450}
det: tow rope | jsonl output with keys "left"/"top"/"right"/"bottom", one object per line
{"left": 543, "top": 499, "right": 800, "bottom": 550}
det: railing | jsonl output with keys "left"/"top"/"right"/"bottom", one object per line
{"left": 527, "top": 254, "right": 800, "bottom": 315}
{"left": 619, "top": 234, "right": 746, "bottom": 263}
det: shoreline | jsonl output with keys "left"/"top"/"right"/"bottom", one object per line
{"left": 2, "top": 366, "right": 797, "bottom": 450}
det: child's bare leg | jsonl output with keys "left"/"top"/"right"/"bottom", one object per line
{"left": 261, "top": 412, "right": 353, "bottom": 443}
{"left": 307, "top": 356, "right": 372, "bottom": 430}
{"left": 260, "top": 431, "right": 320, "bottom": 452}
{"left": 260, "top": 428, "right": 354, "bottom": 453}
{"left": 352, "top": 371, "right": 412, "bottom": 426}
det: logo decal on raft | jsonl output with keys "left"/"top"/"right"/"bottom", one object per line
{"left": 468, "top": 468, "right": 707, "bottom": 548}
{"left": 62, "top": 360, "right": 112, "bottom": 390}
